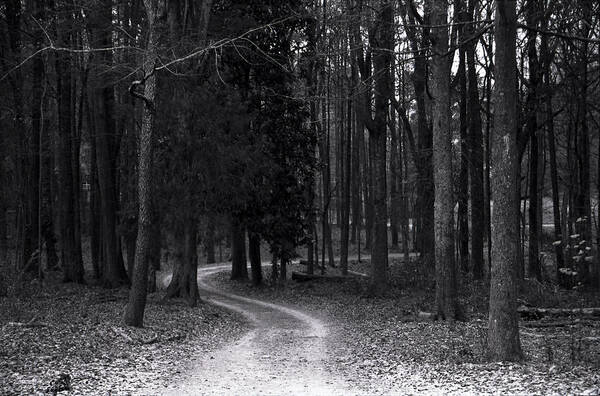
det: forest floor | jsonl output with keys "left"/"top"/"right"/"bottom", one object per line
{"left": 2, "top": 254, "right": 600, "bottom": 395}
{"left": 202, "top": 255, "right": 600, "bottom": 395}
{"left": 0, "top": 271, "right": 248, "bottom": 395}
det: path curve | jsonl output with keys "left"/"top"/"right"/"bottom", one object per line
{"left": 160, "top": 264, "right": 352, "bottom": 396}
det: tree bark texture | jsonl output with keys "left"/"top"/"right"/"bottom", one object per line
{"left": 487, "top": 0, "right": 523, "bottom": 361}
{"left": 430, "top": 0, "right": 460, "bottom": 320}
{"left": 123, "top": 2, "right": 159, "bottom": 326}
{"left": 367, "top": 0, "right": 392, "bottom": 295}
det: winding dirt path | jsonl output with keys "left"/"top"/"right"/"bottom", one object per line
{"left": 160, "top": 264, "right": 352, "bottom": 396}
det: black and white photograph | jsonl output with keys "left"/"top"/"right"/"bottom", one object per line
{"left": 0, "top": 0, "right": 599, "bottom": 394}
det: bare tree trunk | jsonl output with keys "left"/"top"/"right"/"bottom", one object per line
{"left": 540, "top": 5, "right": 562, "bottom": 276}
{"left": 91, "top": 48, "right": 129, "bottom": 286}
{"left": 350, "top": 111, "right": 361, "bottom": 245}
{"left": 147, "top": 207, "right": 161, "bottom": 293}
{"left": 525, "top": 0, "right": 541, "bottom": 281}
{"left": 6, "top": 0, "right": 39, "bottom": 274}
{"left": 389, "top": 54, "right": 399, "bottom": 249}
{"left": 320, "top": 95, "right": 335, "bottom": 268}
{"left": 124, "top": 0, "right": 212, "bottom": 326}
{"left": 456, "top": 2, "right": 469, "bottom": 274}
{"left": 484, "top": 30, "right": 493, "bottom": 280}
{"left": 398, "top": 0, "right": 434, "bottom": 267}
{"left": 366, "top": 0, "right": 392, "bottom": 295}
{"left": 55, "top": 3, "right": 84, "bottom": 283}
{"left": 430, "top": 0, "right": 461, "bottom": 320}
{"left": 205, "top": 214, "right": 216, "bottom": 264}
{"left": 398, "top": 63, "right": 410, "bottom": 262}
{"left": 280, "top": 256, "right": 287, "bottom": 282}
{"left": 546, "top": 105, "right": 563, "bottom": 275}
{"left": 166, "top": 217, "right": 199, "bottom": 306}
{"left": 339, "top": 91, "right": 352, "bottom": 275}
{"left": 72, "top": 70, "right": 84, "bottom": 281}
{"left": 249, "top": 232, "right": 262, "bottom": 285}
{"left": 123, "top": 0, "right": 159, "bottom": 327}
{"left": 28, "top": 0, "right": 43, "bottom": 276}
{"left": 230, "top": 217, "right": 248, "bottom": 280}
{"left": 466, "top": 0, "right": 484, "bottom": 280}
{"left": 271, "top": 253, "right": 279, "bottom": 282}
{"left": 573, "top": 4, "right": 591, "bottom": 284}
{"left": 306, "top": 11, "right": 320, "bottom": 275}
{"left": 487, "top": 0, "right": 522, "bottom": 361}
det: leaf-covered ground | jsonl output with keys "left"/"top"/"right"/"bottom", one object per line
{"left": 0, "top": 276, "right": 247, "bottom": 396}
{"left": 208, "top": 258, "right": 600, "bottom": 395}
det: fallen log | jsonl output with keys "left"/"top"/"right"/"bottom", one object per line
{"left": 291, "top": 271, "right": 368, "bottom": 282}
{"left": 518, "top": 306, "right": 600, "bottom": 320}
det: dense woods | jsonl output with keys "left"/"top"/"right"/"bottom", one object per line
{"left": 1, "top": 0, "right": 600, "bottom": 387}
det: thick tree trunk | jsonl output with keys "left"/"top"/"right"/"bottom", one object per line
{"left": 123, "top": 2, "right": 159, "bottom": 326}
{"left": 430, "top": 0, "right": 461, "bottom": 320}
{"left": 6, "top": 0, "right": 38, "bottom": 274}
{"left": 87, "top": 0, "right": 129, "bottom": 287}
{"left": 96, "top": 86, "right": 129, "bottom": 286}
{"left": 55, "top": 5, "right": 84, "bottom": 283}
{"left": 466, "top": 0, "right": 484, "bottom": 280}
{"left": 230, "top": 218, "right": 248, "bottom": 280}
{"left": 249, "top": 232, "right": 262, "bottom": 285}
{"left": 487, "top": 0, "right": 522, "bottom": 361}
{"left": 166, "top": 226, "right": 184, "bottom": 296}
{"left": 367, "top": 1, "right": 392, "bottom": 295}
{"left": 166, "top": 218, "right": 199, "bottom": 306}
